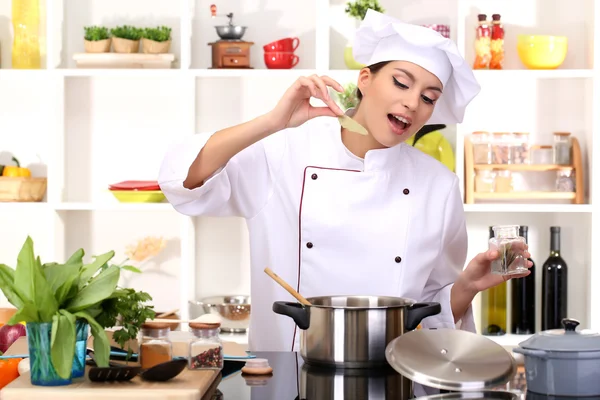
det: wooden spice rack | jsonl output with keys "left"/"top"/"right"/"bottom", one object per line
{"left": 464, "top": 136, "right": 584, "bottom": 204}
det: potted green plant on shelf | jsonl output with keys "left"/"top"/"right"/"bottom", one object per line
{"left": 0, "top": 237, "right": 156, "bottom": 385}
{"left": 141, "top": 26, "right": 172, "bottom": 54}
{"left": 344, "top": 0, "right": 385, "bottom": 69}
{"left": 83, "top": 26, "right": 111, "bottom": 53}
{"left": 110, "top": 25, "right": 143, "bottom": 53}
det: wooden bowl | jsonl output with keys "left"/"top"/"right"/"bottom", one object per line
{"left": 154, "top": 312, "right": 180, "bottom": 331}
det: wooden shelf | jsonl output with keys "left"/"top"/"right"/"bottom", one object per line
{"left": 473, "top": 192, "right": 576, "bottom": 200}
{"left": 473, "top": 164, "right": 573, "bottom": 171}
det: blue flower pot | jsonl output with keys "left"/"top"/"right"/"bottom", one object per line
{"left": 26, "top": 322, "right": 72, "bottom": 386}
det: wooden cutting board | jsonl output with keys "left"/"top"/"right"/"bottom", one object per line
{"left": 1, "top": 367, "right": 221, "bottom": 400}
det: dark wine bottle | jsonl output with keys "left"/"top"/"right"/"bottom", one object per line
{"left": 481, "top": 227, "right": 507, "bottom": 335}
{"left": 542, "top": 226, "right": 568, "bottom": 330}
{"left": 511, "top": 225, "right": 536, "bottom": 334}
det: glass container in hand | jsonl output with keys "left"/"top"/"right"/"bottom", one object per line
{"left": 188, "top": 322, "right": 224, "bottom": 370}
{"left": 489, "top": 225, "right": 528, "bottom": 275}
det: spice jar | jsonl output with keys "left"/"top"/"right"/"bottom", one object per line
{"left": 490, "top": 14, "right": 504, "bottom": 69}
{"left": 188, "top": 321, "right": 224, "bottom": 370}
{"left": 139, "top": 322, "right": 173, "bottom": 369}
{"left": 512, "top": 132, "right": 530, "bottom": 164}
{"left": 471, "top": 131, "right": 492, "bottom": 164}
{"left": 488, "top": 225, "right": 528, "bottom": 275}
{"left": 475, "top": 169, "right": 495, "bottom": 192}
{"left": 531, "top": 145, "right": 553, "bottom": 164}
{"left": 491, "top": 132, "right": 513, "bottom": 164}
{"left": 553, "top": 132, "right": 572, "bottom": 165}
{"left": 473, "top": 14, "right": 491, "bottom": 69}
{"left": 556, "top": 169, "right": 575, "bottom": 192}
{"left": 494, "top": 170, "right": 513, "bottom": 193}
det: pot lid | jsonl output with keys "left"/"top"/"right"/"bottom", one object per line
{"left": 519, "top": 318, "right": 600, "bottom": 352}
{"left": 385, "top": 328, "right": 516, "bottom": 391}
{"left": 418, "top": 391, "right": 519, "bottom": 399}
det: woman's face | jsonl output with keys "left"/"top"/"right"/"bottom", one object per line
{"left": 356, "top": 60, "right": 443, "bottom": 148}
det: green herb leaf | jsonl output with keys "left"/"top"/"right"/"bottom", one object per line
{"left": 13, "top": 237, "right": 36, "bottom": 304}
{"left": 7, "top": 302, "right": 40, "bottom": 325}
{"left": 0, "top": 263, "right": 25, "bottom": 308}
{"left": 79, "top": 251, "right": 115, "bottom": 289}
{"left": 120, "top": 265, "right": 142, "bottom": 273}
{"left": 66, "top": 266, "right": 120, "bottom": 313}
{"left": 44, "top": 259, "right": 83, "bottom": 305}
{"left": 50, "top": 310, "right": 76, "bottom": 379}
{"left": 73, "top": 311, "right": 110, "bottom": 368}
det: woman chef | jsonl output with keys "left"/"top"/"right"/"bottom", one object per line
{"left": 158, "top": 10, "right": 531, "bottom": 358}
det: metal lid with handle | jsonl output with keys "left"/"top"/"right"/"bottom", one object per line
{"left": 517, "top": 318, "right": 600, "bottom": 352}
{"left": 385, "top": 328, "right": 517, "bottom": 392}
{"left": 418, "top": 392, "right": 520, "bottom": 399}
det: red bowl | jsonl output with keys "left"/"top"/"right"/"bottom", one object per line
{"left": 109, "top": 180, "right": 161, "bottom": 191}
{"left": 264, "top": 52, "right": 299, "bottom": 69}
{"left": 263, "top": 37, "right": 300, "bottom": 53}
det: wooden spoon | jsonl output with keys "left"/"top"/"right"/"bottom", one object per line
{"left": 264, "top": 267, "right": 312, "bottom": 306}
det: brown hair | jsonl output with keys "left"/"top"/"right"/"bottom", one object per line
{"left": 356, "top": 61, "right": 392, "bottom": 100}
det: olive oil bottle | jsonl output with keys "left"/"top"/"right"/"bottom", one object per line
{"left": 481, "top": 226, "right": 507, "bottom": 335}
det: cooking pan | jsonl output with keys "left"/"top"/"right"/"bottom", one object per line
{"left": 273, "top": 295, "right": 440, "bottom": 368}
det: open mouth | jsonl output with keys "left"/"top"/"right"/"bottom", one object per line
{"left": 387, "top": 114, "right": 412, "bottom": 135}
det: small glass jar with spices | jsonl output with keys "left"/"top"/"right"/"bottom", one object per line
{"left": 471, "top": 131, "right": 492, "bottom": 164}
{"left": 553, "top": 132, "right": 572, "bottom": 165}
{"left": 556, "top": 169, "right": 575, "bottom": 192}
{"left": 139, "top": 322, "right": 173, "bottom": 369}
{"left": 475, "top": 169, "right": 495, "bottom": 192}
{"left": 495, "top": 170, "right": 513, "bottom": 193}
{"left": 531, "top": 145, "right": 553, "bottom": 164}
{"left": 511, "top": 132, "right": 530, "bottom": 164}
{"left": 491, "top": 132, "right": 514, "bottom": 164}
{"left": 188, "top": 321, "right": 224, "bottom": 371}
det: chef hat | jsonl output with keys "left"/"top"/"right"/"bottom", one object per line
{"left": 353, "top": 9, "right": 481, "bottom": 124}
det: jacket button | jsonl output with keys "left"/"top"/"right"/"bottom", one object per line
{"left": 306, "top": 242, "right": 313, "bottom": 249}
{"left": 395, "top": 256, "right": 402, "bottom": 263}
{"left": 403, "top": 188, "right": 410, "bottom": 195}
{"left": 311, "top": 173, "right": 318, "bottom": 180}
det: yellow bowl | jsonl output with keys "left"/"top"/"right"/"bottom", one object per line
{"left": 110, "top": 190, "right": 166, "bottom": 203}
{"left": 517, "top": 35, "right": 568, "bottom": 69}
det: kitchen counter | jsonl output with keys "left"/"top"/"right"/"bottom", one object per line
{"left": 209, "top": 351, "right": 533, "bottom": 400}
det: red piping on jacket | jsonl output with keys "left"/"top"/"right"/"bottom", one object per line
{"left": 291, "top": 165, "right": 361, "bottom": 352}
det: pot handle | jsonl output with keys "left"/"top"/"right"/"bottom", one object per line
{"left": 405, "top": 302, "right": 441, "bottom": 331}
{"left": 512, "top": 347, "right": 547, "bottom": 359}
{"left": 273, "top": 301, "right": 310, "bottom": 330}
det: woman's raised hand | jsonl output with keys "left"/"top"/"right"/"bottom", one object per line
{"left": 267, "top": 74, "right": 347, "bottom": 131}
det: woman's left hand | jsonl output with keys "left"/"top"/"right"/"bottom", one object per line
{"left": 461, "top": 248, "right": 534, "bottom": 294}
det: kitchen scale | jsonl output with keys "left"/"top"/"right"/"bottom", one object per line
{"left": 208, "top": 4, "right": 254, "bottom": 69}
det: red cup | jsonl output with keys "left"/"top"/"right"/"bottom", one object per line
{"left": 263, "top": 37, "right": 300, "bottom": 53}
{"left": 264, "top": 52, "right": 299, "bottom": 69}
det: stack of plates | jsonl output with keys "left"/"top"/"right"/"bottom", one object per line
{"left": 108, "top": 180, "right": 166, "bottom": 203}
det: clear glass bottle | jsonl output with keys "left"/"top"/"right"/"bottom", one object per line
{"left": 472, "top": 131, "right": 492, "bottom": 164}
{"left": 475, "top": 169, "right": 495, "bottom": 192}
{"left": 139, "top": 323, "right": 173, "bottom": 369}
{"left": 489, "top": 225, "right": 528, "bottom": 275}
{"left": 553, "top": 132, "right": 572, "bottom": 165}
{"left": 556, "top": 169, "right": 575, "bottom": 192}
{"left": 188, "top": 322, "right": 224, "bottom": 370}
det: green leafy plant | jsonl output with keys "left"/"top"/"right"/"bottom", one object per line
{"left": 110, "top": 25, "right": 143, "bottom": 41}
{"left": 142, "top": 26, "right": 172, "bottom": 42}
{"left": 345, "top": 0, "right": 385, "bottom": 21}
{"left": 336, "top": 82, "right": 359, "bottom": 110}
{"left": 83, "top": 26, "right": 110, "bottom": 41}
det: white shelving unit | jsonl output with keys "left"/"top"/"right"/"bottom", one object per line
{"left": 0, "top": 0, "right": 598, "bottom": 349}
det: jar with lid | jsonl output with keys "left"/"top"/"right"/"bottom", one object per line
{"left": 471, "top": 131, "right": 492, "bottom": 164}
{"left": 556, "top": 169, "right": 575, "bottom": 192}
{"left": 489, "top": 225, "right": 528, "bottom": 275}
{"left": 512, "top": 132, "right": 530, "bottom": 164}
{"left": 553, "top": 132, "right": 572, "bottom": 165}
{"left": 531, "top": 145, "right": 553, "bottom": 165}
{"left": 475, "top": 169, "right": 495, "bottom": 192}
{"left": 188, "top": 322, "right": 224, "bottom": 370}
{"left": 494, "top": 170, "right": 513, "bottom": 192}
{"left": 139, "top": 322, "right": 173, "bottom": 369}
{"left": 491, "top": 132, "right": 513, "bottom": 164}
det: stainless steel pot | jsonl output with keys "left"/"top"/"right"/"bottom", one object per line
{"left": 418, "top": 392, "right": 520, "bottom": 399}
{"left": 512, "top": 318, "right": 600, "bottom": 397}
{"left": 273, "top": 295, "right": 441, "bottom": 368}
{"left": 189, "top": 295, "right": 250, "bottom": 333}
{"left": 215, "top": 25, "right": 246, "bottom": 40}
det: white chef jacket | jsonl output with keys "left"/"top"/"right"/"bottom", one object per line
{"left": 158, "top": 116, "right": 476, "bottom": 354}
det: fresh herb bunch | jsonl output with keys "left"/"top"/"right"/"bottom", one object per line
{"left": 499, "top": 242, "right": 517, "bottom": 269}
{"left": 110, "top": 25, "right": 144, "bottom": 41}
{"left": 143, "top": 26, "right": 172, "bottom": 42}
{"left": 336, "top": 82, "right": 359, "bottom": 110}
{"left": 345, "top": 0, "right": 385, "bottom": 20}
{"left": 84, "top": 26, "right": 110, "bottom": 41}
